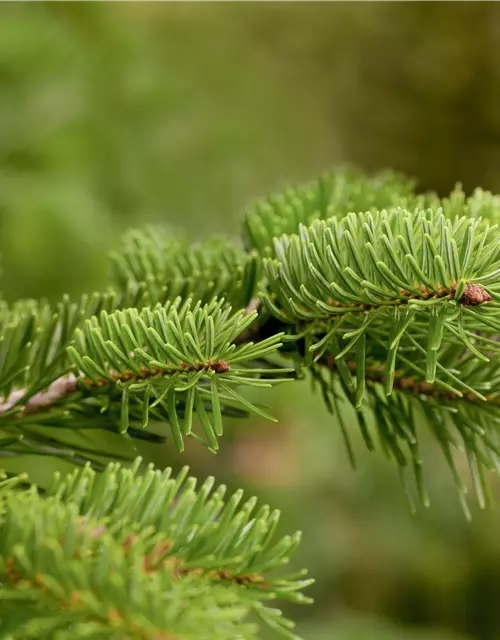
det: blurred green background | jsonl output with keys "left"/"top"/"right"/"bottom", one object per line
{"left": 3, "top": 3, "right": 500, "bottom": 639}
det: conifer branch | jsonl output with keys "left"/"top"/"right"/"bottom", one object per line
{"left": 5, "top": 167, "right": 500, "bottom": 636}
{"left": 319, "top": 356, "right": 500, "bottom": 403}
{"left": 0, "top": 462, "right": 312, "bottom": 639}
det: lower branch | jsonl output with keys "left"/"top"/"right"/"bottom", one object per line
{"left": 319, "top": 356, "right": 498, "bottom": 403}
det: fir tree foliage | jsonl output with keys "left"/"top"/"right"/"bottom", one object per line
{"left": 0, "top": 285, "right": 285, "bottom": 465}
{"left": 251, "top": 173, "right": 500, "bottom": 515}
{"left": 0, "top": 461, "right": 311, "bottom": 639}
{"left": 3, "top": 167, "right": 500, "bottom": 637}
{"left": 243, "top": 168, "right": 428, "bottom": 254}
{"left": 110, "top": 231, "right": 261, "bottom": 311}
{"left": 68, "top": 297, "right": 289, "bottom": 450}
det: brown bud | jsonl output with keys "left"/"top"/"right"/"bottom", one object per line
{"left": 212, "top": 360, "right": 230, "bottom": 373}
{"left": 459, "top": 283, "right": 492, "bottom": 306}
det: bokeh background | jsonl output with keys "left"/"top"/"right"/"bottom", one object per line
{"left": 2, "top": 3, "right": 500, "bottom": 639}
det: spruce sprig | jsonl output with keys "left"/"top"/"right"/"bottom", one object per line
{"left": 0, "top": 462, "right": 311, "bottom": 639}
{"left": 67, "top": 297, "right": 290, "bottom": 449}
{"left": 4, "top": 167, "right": 500, "bottom": 640}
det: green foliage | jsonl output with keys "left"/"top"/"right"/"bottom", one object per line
{"left": 110, "top": 230, "right": 261, "bottom": 310}
{"left": 262, "top": 207, "right": 500, "bottom": 391}
{"left": 239, "top": 176, "right": 500, "bottom": 515}
{"left": 0, "top": 461, "right": 311, "bottom": 639}
{"left": 5, "top": 166, "right": 500, "bottom": 637}
{"left": 69, "top": 297, "right": 289, "bottom": 450}
{"left": 6, "top": 6, "right": 500, "bottom": 637}
{"left": 0, "top": 245, "right": 279, "bottom": 464}
{"left": 243, "top": 169, "right": 427, "bottom": 254}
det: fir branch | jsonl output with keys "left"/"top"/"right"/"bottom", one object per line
{"left": 0, "top": 462, "right": 312, "bottom": 640}
{"left": 243, "top": 167, "right": 427, "bottom": 254}
{"left": 17, "top": 166, "right": 500, "bottom": 637}
{"left": 65, "top": 297, "right": 289, "bottom": 448}
{"left": 0, "top": 297, "right": 290, "bottom": 460}
{"left": 319, "top": 356, "right": 500, "bottom": 403}
{"left": 110, "top": 230, "right": 261, "bottom": 311}
{"left": 5, "top": 167, "right": 500, "bottom": 513}
{"left": 262, "top": 209, "right": 500, "bottom": 322}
